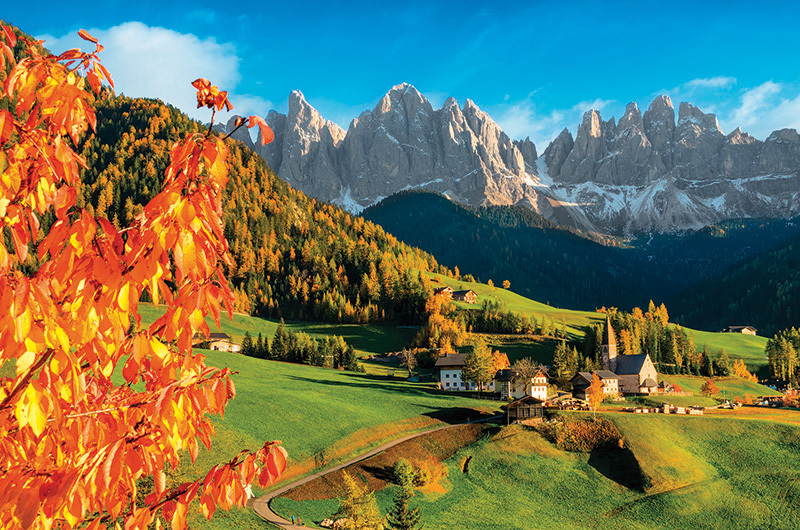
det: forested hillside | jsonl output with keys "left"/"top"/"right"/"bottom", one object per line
{"left": 364, "top": 191, "right": 800, "bottom": 324}
{"left": 673, "top": 231, "right": 800, "bottom": 337}
{"left": 73, "top": 94, "right": 449, "bottom": 323}
{"left": 363, "top": 191, "right": 650, "bottom": 310}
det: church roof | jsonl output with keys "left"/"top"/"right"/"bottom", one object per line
{"left": 615, "top": 354, "right": 650, "bottom": 375}
{"left": 641, "top": 378, "right": 658, "bottom": 388}
{"left": 602, "top": 316, "right": 616, "bottom": 346}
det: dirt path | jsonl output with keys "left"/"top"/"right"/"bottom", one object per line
{"left": 249, "top": 416, "right": 501, "bottom": 529}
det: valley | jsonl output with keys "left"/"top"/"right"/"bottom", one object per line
{"left": 3, "top": 16, "right": 800, "bottom": 529}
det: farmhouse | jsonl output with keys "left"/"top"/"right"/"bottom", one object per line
{"left": 495, "top": 367, "right": 549, "bottom": 401}
{"left": 570, "top": 370, "right": 619, "bottom": 399}
{"left": 192, "top": 332, "right": 241, "bottom": 352}
{"left": 452, "top": 289, "right": 477, "bottom": 304}
{"left": 721, "top": 325, "right": 757, "bottom": 336}
{"left": 435, "top": 353, "right": 495, "bottom": 391}
{"left": 506, "top": 395, "right": 545, "bottom": 424}
{"left": 433, "top": 286, "right": 454, "bottom": 298}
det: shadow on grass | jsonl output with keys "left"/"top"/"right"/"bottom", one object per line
{"left": 420, "top": 406, "right": 501, "bottom": 425}
{"left": 588, "top": 445, "right": 651, "bottom": 492}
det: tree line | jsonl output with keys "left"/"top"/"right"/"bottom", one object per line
{"left": 240, "top": 321, "right": 362, "bottom": 372}
{"left": 765, "top": 327, "right": 800, "bottom": 383}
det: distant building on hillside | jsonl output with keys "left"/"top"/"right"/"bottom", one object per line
{"left": 192, "top": 332, "right": 240, "bottom": 352}
{"left": 435, "top": 353, "right": 495, "bottom": 392}
{"left": 506, "top": 395, "right": 545, "bottom": 424}
{"left": 433, "top": 286, "right": 454, "bottom": 298}
{"left": 452, "top": 289, "right": 477, "bottom": 304}
{"left": 571, "top": 370, "right": 619, "bottom": 399}
{"left": 496, "top": 366, "right": 549, "bottom": 401}
{"left": 720, "top": 325, "right": 757, "bottom": 336}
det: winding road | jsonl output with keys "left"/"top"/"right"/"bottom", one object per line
{"left": 249, "top": 416, "right": 501, "bottom": 529}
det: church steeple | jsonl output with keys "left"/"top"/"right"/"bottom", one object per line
{"left": 601, "top": 316, "right": 618, "bottom": 373}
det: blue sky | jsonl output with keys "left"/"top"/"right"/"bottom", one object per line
{"left": 6, "top": 1, "right": 800, "bottom": 148}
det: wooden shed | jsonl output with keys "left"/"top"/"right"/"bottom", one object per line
{"left": 506, "top": 396, "right": 545, "bottom": 424}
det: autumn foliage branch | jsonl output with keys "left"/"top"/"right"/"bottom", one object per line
{"left": 0, "top": 25, "right": 285, "bottom": 529}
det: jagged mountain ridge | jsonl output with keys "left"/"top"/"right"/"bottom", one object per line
{"left": 227, "top": 84, "right": 800, "bottom": 235}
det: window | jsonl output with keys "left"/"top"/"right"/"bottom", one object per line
{"left": 445, "top": 374, "right": 449, "bottom": 378}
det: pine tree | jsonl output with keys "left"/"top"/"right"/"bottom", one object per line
{"left": 462, "top": 337, "right": 495, "bottom": 394}
{"left": 255, "top": 332, "right": 266, "bottom": 359}
{"left": 715, "top": 348, "right": 731, "bottom": 376}
{"left": 386, "top": 465, "right": 423, "bottom": 530}
{"left": 551, "top": 340, "right": 576, "bottom": 387}
{"left": 241, "top": 332, "right": 255, "bottom": 357}
{"left": 272, "top": 319, "right": 289, "bottom": 361}
{"left": 335, "top": 472, "right": 384, "bottom": 530}
{"left": 344, "top": 344, "right": 361, "bottom": 372}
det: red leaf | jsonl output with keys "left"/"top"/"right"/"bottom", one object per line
{"left": 192, "top": 78, "right": 210, "bottom": 90}
{"left": 2, "top": 25, "right": 17, "bottom": 48}
{"left": 78, "top": 29, "right": 98, "bottom": 43}
{"left": 247, "top": 115, "right": 274, "bottom": 145}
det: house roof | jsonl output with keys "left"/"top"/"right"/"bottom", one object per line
{"left": 434, "top": 286, "right": 453, "bottom": 294}
{"left": 571, "top": 372, "right": 592, "bottom": 384}
{"left": 193, "top": 332, "right": 231, "bottom": 340}
{"left": 495, "top": 369, "right": 514, "bottom": 382}
{"left": 452, "top": 290, "right": 476, "bottom": 296}
{"left": 594, "top": 370, "right": 619, "bottom": 380}
{"left": 435, "top": 353, "right": 467, "bottom": 368}
{"left": 641, "top": 378, "right": 658, "bottom": 388}
{"left": 507, "top": 395, "right": 545, "bottom": 407}
{"left": 615, "top": 354, "right": 650, "bottom": 375}
{"left": 724, "top": 325, "right": 757, "bottom": 333}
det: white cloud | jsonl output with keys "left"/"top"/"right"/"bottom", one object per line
{"left": 37, "top": 22, "right": 272, "bottom": 124}
{"left": 491, "top": 96, "right": 615, "bottom": 148}
{"left": 684, "top": 76, "right": 737, "bottom": 90}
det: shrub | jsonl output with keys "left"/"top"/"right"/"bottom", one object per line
{"left": 537, "top": 417, "right": 623, "bottom": 452}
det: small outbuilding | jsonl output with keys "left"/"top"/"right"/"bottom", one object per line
{"left": 452, "top": 290, "right": 478, "bottom": 304}
{"left": 720, "top": 325, "right": 757, "bottom": 336}
{"left": 433, "top": 286, "right": 454, "bottom": 298}
{"left": 506, "top": 396, "right": 545, "bottom": 424}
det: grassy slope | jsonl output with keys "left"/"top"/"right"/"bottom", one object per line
{"left": 425, "top": 272, "right": 770, "bottom": 369}
{"left": 137, "top": 305, "right": 416, "bottom": 376}
{"left": 172, "top": 350, "right": 499, "bottom": 528}
{"left": 277, "top": 412, "right": 800, "bottom": 529}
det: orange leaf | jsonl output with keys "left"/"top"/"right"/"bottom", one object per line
{"left": 248, "top": 115, "right": 274, "bottom": 145}
{"left": 2, "top": 25, "right": 17, "bottom": 47}
{"left": 78, "top": 29, "right": 98, "bottom": 43}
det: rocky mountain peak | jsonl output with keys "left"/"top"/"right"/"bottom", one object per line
{"left": 257, "top": 85, "right": 800, "bottom": 235}
{"left": 618, "top": 102, "right": 644, "bottom": 132}
{"left": 727, "top": 127, "right": 758, "bottom": 145}
{"left": 581, "top": 109, "right": 604, "bottom": 138}
{"left": 678, "top": 102, "right": 722, "bottom": 134}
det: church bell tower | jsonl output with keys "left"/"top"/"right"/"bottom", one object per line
{"left": 601, "top": 316, "right": 618, "bottom": 373}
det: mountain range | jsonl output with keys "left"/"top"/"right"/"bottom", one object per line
{"left": 227, "top": 84, "right": 800, "bottom": 236}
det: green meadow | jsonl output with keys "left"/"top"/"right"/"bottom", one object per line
{"left": 137, "top": 305, "right": 416, "bottom": 376}
{"left": 276, "top": 412, "right": 800, "bottom": 529}
{"left": 170, "top": 350, "right": 499, "bottom": 528}
{"left": 425, "top": 272, "right": 603, "bottom": 341}
{"left": 425, "top": 272, "right": 770, "bottom": 369}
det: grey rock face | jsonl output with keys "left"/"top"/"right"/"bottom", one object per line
{"left": 254, "top": 85, "right": 800, "bottom": 235}
{"left": 259, "top": 83, "right": 557, "bottom": 219}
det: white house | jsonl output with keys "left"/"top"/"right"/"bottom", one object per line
{"left": 496, "top": 367, "right": 549, "bottom": 401}
{"left": 435, "top": 353, "right": 495, "bottom": 392}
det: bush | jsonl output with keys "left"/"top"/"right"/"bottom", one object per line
{"left": 537, "top": 417, "right": 623, "bottom": 452}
